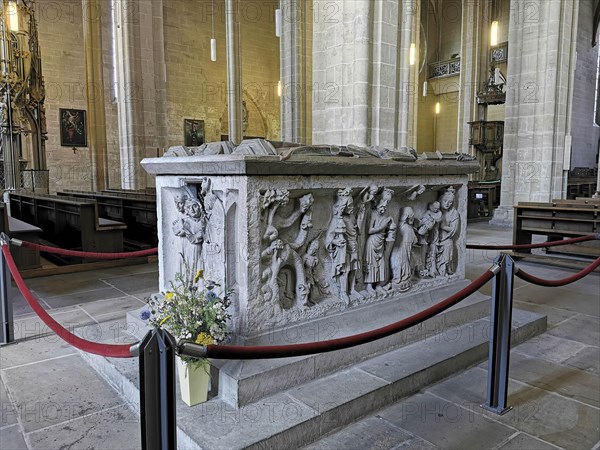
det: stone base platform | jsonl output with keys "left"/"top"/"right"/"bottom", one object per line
{"left": 85, "top": 303, "right": 546, "bottom": 449}
{"left": 129, "top": 280, "right": 490, "bottom": 406}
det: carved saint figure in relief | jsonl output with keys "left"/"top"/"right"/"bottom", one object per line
{"left": 392, "top": 206, "right": 418, "bottom": 292}
{"left": 363, "top": 189, "right": 396, "bottom": 294}
{"left": 325, "top": 188, "right": 363, "bottom": 304}
{"left": 435, "top": 187, "right": 460, "bottom": 276}
{"left": 303, "top": 237, "right": 330, "bottom": 305}
{"left": 417, "top": 201, "right": 442, "bottom": 277}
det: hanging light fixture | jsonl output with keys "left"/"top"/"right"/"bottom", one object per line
{"left": 490, "top": 20, "right": 499, "bottom": 46}
{"left": 423, "top": 81, "right": 428, "bottom": 97}
{"left": 409, "top": 43, "right": 416, "bottom": 66}
{"left": 277, "top": 80, "right": 282, "bottom": 97}
{"left": 210, "top": 0, "right": 217, "bottom": 61}
{"left": 435, "top": 102, "right": 441, "bottom": 115}
{"left": 275, "top": 8, "right": 282, "bottom": 37}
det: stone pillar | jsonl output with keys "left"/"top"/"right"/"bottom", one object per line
{"left": 312, "top": 1, "right": 417, "bottom": 148}
{"left": 280, "top": 0, "right": 310, "bottom": 143}
{"left": 491, "top": 0, "right": 579, "bottom": 226}
{"left": 113, "top": 0, "right": 167, "bottom": 189}
{"left": 396, "top": 1, "right": 414, "bottom": 149}
{"left": 82, "top": 0, "right": 108, "bottom": 191}
{"left": 456, "top": 0, "right": 488, "bottom": 154}
{"left": 225, "top": 0, "right": 243, "bottom": 144}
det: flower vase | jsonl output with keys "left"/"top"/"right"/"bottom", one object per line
{"left": 176, "top": 357, "right": 210, "bottom": 406}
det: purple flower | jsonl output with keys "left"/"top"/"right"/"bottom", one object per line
{"left": 206, "top": 291, "right": 218, "bottom": 302}
{"left": 139, "top": 310, "right": 151, "bottom": 321}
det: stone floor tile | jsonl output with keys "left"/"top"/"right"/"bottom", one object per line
{"left": 496, "top": 432, "right": 559, "bottom": 450}
{"left": 508, "top": 352, "right": 600, "bottom": 408}
{"left": 1, "top": 378, "right": 18, "bottom": 427}
{"left": 177, "top": 394, "right": 319, "bottom": 450}
{"left": 305, "top": 416, "right": 412, "bottom": 450}
{"left": 12, "top": 307, "right": 95, "bottom": 341}
{"left": 2, "top": 354, "right": 123, "bottom": 433}
{"left": 563, "top": 346, "right": 600, "bottom": 375}
{"left": 0, "top": 335, "right": 76, "bottom": 369}
{"left": 427, "top": 367, "right": 600, "bottom": 450}
{"left": 25, "top": 277, "right": 110, "bottom": 297}
{"left": 391, "top": 436, "right": 440, "bottom": 450}
{"left": 513, "top": 301, "right": 578, "bottom": 328}
{"left": 512, "top": 333, "right": 588, "bottom": 364}
{"left": 42, "top": 286, "right": 127, "bottom": 309}
{"left": 26, "top": 405, "right": 141, "bottom": 450}
{"left": 514, "top": 284, "right": 600, "bottom": 317}
{"left": 378, "top": 392, "right": 514, "bottom": 450}
{"left": 79, "top": 296, "right": 145, "bottom": 322}
{"left": 101, "top": 271, "right": 158, "bottom": 295}
{"left": 546, "top": 315, "right": 600, "bottom": 347}
{"left": 0, "top": 424, "right": 27, "bottom": 450}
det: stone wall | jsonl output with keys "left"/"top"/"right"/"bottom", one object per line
{"left": 571, "top": 0, "right": 600, "bottom": 169}
{"left": 163, "top": 0, "right": 280, "bottom": 145}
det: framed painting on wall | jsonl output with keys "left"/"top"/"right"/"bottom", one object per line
{"left": 184, "top": 119, "right": 205, "bottom": 146}
{"left": 59, "top": 108, "right": 87, "bottom": 147}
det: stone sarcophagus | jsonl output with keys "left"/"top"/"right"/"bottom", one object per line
{"left": 142, "top": 140, "right": 479, "bottom": 340}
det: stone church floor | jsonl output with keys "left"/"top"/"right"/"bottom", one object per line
{"left": 0, "top": 222, "right": 599, "bottom": 449}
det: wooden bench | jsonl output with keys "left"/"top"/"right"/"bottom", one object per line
{"left": 57, "top": 190, "right": 157, "bottom": 248}
{"left": 9, "top": 193, "right": 127, "bottom": 256}
{"left": 514, "top": 200, "right": 600, "bottom": 257}
{"left": 0, "top": 203, "right": 43, "bottom": 269}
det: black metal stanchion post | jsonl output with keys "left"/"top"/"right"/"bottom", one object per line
{"left": 483, "top": 254, "right": 515, "bottom": 414}
{"left": 0, "top": 233, "right": 14, "bottom": 344}
{"left": 138, "top": 328, "right": 177, "bottom": 449}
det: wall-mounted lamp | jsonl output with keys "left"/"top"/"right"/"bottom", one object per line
{"left": 275, "top": 9, "right": 282, "bottom": 37}
{"left": 490, "top": 21, "right": 499, "bottom": 46}
{"left": 210, "top": 0, "right": 216, "bottom": 61}
{"left": 210, "top": 38, "right": 217, "bottom": 61}
{"left": 277, "top": 80, "right": 282, "bottom": 97}
{"left": 409, "top": 43, "right": 416, "bottom": 66}
{"left": 7, "top": 1, "right": 19, "bottom": 32}
{"left": 435, "top": 102, "right": 441, "bottom": 115}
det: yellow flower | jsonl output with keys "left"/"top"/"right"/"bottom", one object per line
{"left": 195, "top": 332, "right": 214, "bottom": 346}
{"left": 194, "top": 269, "right": 204, "bottom": 283}
{"left": 164, "top": 292, "right": 174, "bottom": 302}
{"left": 159, "top": 315, "right": 171, "bottom": 326}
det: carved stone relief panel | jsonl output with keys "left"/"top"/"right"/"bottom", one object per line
{"left": 249, "top": 184, "right": 462, "bottom": 330}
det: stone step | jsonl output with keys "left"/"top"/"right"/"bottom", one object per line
{"left": 81, "top": 308, "right": 546, "bottom": 450}
{"left": 129, "top": 280, "right": 493, "bottom": 407}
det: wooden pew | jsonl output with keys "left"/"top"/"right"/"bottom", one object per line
{"left": 514, "top": 200, "right": 600, "bottom": 258}
{"left": 0, "top": 202, "right": 43, "bottom": 269}
{"left": 57, "top": 190, "right": 157, "bottom": 248}
{"left": 9, "top": 193, "right": 126, "bottom": 255}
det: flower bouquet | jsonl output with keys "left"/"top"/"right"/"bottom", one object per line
{"left": 141, "top": 256, "right": 231, "bottom": 406}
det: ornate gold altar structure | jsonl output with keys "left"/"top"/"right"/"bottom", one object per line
{"left": 0, "top": 0, "right": 47, "bottom": 192}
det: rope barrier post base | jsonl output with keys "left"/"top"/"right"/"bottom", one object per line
{"left": 0, "top": 233, "right": 14, "bottom": 344}
{"left": 482, "top": 254, "right": 515, "bottom": 415}
{"left": 139, "top": 329, "right": 177, "bottom": 450}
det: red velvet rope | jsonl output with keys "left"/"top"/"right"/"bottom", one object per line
{"left": 15, "top": 239, "right": 157, "bottom": 259}
{"left": 516, "top": 256, "right": 600, "bottom": 287}
{"left": 1, "top": 245, "right": 136, "bottom": 358}
{"left": 195, "top": 269, "right": 496, "bottom": 360}
{"left": 466, "top": 234, "right": 598, "bottom": 250}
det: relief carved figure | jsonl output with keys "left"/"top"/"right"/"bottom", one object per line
{"left": 391, "top": 207, "right": 418, "bottom": 292}
{"left": 435, "top": 187, "right": 460, "bottom": 276}
{"left": 303, "top": 237, "right": 330, "bottom": 306}
{"left": 363, "top": 188, "right": 396, "bottom": 294}
{"left": 260, "top": 191, "right": 315, "bottom": 308}
{"left": 417, "top": 201, "right": 442, "bottom": 277}
{"left": 325, "top": 188, "right": 363, "bottom": 304}
{"left": 170, "top": 178, "right": 218, "bottom": 276}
